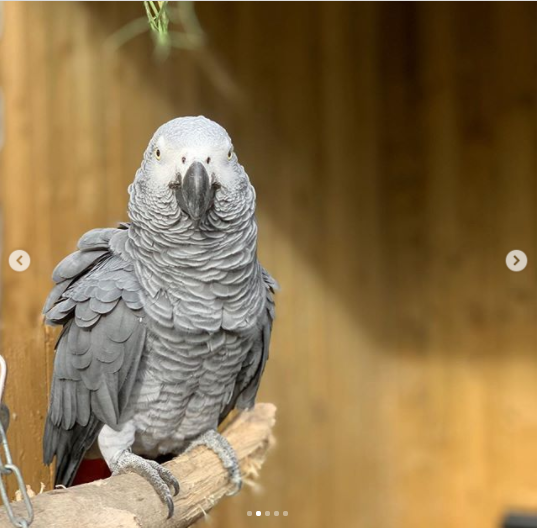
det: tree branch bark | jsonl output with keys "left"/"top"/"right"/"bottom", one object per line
{"left": 0, "top": 403, "right": 276, "bottom": 528}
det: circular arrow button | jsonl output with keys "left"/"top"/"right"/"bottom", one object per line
{"left": 506, "top": 250, "right": 527, "bottom": 272}
{"left": 9, "top": 250, "right": 31, "bottom": 272}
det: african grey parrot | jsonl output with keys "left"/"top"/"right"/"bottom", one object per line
{"left": 43, "top": 116, "right": 277, "bottom": 517}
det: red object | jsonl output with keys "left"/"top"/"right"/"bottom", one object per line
{"left": 71, "top": 458, "right": 111, "bottom": 486}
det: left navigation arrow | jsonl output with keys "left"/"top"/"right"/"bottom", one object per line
{"left": 8, "top": 250, "right": 31, "bottom": 272}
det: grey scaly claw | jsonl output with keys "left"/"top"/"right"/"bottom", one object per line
{"left": 111, "top": 451, "right": 179, "bottom": 518}
{"left": 165, "top": 496, "right": 174, "bottom": 519}
{"left": 185, "top": 429, "right": 242, "bottom": 495}
{"left": 145, "top": 458, "right": 180, "bottom": 496}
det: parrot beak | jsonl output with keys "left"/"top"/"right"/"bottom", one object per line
{"left": 175, "top": 161, "right": 213, "bottom": 220}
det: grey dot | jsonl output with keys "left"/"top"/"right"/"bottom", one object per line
{"left": 247, "top": 511, "right": 252, "bottom": 516}
{"left": 265, "top": 511, "right": 270, "bottom": 516}
{"left": 283, "top": 511, "right": 288, "bottom": 516}
{"left": 274, "top": 511, "right": 279, "bottom": 516}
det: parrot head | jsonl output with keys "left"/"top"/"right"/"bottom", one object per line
{"left": 133, "top": 116, "right": 247, "bottom": 223}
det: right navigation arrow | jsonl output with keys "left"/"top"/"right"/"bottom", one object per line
{"left": 506, "top": 250, "right": 527, "bottom": 272}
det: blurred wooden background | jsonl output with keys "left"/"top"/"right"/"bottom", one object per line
{"left": 0, "top": 2, "right": 536, "bottom": 528}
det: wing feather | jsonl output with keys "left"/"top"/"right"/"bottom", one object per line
{"left": 43, "top": 227, "right": 146, "bottom": 487}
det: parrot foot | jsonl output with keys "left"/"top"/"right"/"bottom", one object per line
{"left": 111, "top": 450, "right": 180, "bottom": 519}
{"left": 185, "top": 429, "right": 242, "bottom": 495}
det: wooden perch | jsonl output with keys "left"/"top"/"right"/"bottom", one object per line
{"left": 0, "top": 403, "right": 276, "bottom": 528}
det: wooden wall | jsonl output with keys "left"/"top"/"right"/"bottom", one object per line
{"left": 0, "top": 3, "right": 536, "bottom": 528}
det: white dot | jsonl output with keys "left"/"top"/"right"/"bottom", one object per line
{"left": 283, "top": 511, "right": 288, "bottom": 516}
{"left": 256, "top": 511, "right": 261, "bottom": 516}
{"left": 274, "top": 511, "right": 279, "bottom": 516}
{"left": 247, "top": 511, "right": 252, "bottom": 516}
{"left": 265, "top": 511, "right": 270, "bottom": 516}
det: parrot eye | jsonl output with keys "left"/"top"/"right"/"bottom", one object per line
{"left": 227, "top": 148, "right": 233, "bottom": 161}
{"left": 155, "top": 149, "right": 161, "bottom": 160}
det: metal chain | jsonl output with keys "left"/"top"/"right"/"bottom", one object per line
{"left": 0, "top": 355, "right": 33, "bottom": 527}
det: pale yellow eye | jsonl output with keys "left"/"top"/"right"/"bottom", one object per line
{"left": 227, "top": 148, "right": 233, "bottom": 160}
{"left": 155, "top": 148, "right": 161, "bottom": 160}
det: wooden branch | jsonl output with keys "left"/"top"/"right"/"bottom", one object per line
{"left": 0, "top": 403, "right": 276, "bottom": 528}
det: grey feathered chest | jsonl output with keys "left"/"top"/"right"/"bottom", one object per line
{"left": 120, "top": 188, "right": 269, "bottom": 455}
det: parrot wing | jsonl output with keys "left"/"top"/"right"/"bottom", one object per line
{"left": 43, "top": 227, "right": 146, "bottom": 486}
{"left": 220, "top": 267, "right": 277, "bottom": 421}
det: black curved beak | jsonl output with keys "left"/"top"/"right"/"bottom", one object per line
{"left": 174, "top": 161, "right": 213, "bottom": 220}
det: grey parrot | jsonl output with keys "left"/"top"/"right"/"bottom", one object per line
{"left": 43, "top": 116, "right": 277, "bottom": 517}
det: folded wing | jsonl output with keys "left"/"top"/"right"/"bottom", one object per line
{"left": 43, "top": 227, "right": 146, "bottom": 486}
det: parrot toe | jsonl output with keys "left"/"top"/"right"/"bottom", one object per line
{"left": 185, "top": 429, "right": 242, "bottom": 495}
{"left": 111, "top": 451, "right": 179, "bottom": 518}
{"left": 146, "top": 459, "right": 180, "bottom": 496}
